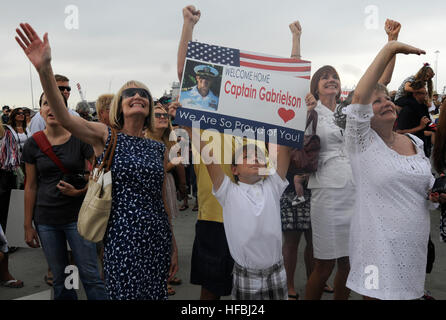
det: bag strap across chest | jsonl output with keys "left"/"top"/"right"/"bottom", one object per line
{"left": 32, "top": 131, "right": 70, "bottom": 174}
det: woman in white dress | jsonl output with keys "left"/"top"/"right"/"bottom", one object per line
{"left": 304, "top": 19, "right": 402, "bottom": 300}
{"left": 345, "top": 40, "right": 438, "bottom": 300}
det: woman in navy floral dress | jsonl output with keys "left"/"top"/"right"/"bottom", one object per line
{"left": 100, "top": 128, "right": 172, "bottom": 299}
{"left": 16, "top": 23, "right": 179, "bottom": 300}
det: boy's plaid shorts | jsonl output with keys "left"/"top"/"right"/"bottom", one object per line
{"left": 232, "top": 259, "right": 287, "bottom": 300}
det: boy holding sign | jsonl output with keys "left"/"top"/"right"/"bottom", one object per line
{"left": 178, "top": 119, "right": 291, "bottom": 299}
{"left": 209, "top": 141, "right": 291, "bottom": 300}
{"left": 176, "top": 5, "right": 307, "bottom": 300}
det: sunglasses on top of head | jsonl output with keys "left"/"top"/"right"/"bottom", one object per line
{"left": 58, "top": 86, "right": 71, "bottom": 92}
{"left": 121, "top": 88, "right": 152, "bottom": 101}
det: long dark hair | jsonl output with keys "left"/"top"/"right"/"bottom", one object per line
{"left": 413, "top": 64, "right": 434, "bottom": 101}
{"left": 7, "top": 108, "right": 26, "bottom": 132}
{"left": 433, "top": 99, "right": 446, "bottom": 173}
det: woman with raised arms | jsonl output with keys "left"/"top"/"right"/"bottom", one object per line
{"left": 15, "top": 23, "right": 178, "bottom": 300}
{"left": 304, "top": 19, "right": 401, "bottom": 300}
{"left": 344, "top": 39, "right": 438, "bottom": 300}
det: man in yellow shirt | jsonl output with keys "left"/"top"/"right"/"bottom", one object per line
{"left": 190, "top": 133, "right": 235, "bottom": 299}
{"left": 176, "top": 6, "right": 235, "bottom": 299}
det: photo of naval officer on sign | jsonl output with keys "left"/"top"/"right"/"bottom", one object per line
{"left": 180, "top": 61, "right": 222, "bottom": 112}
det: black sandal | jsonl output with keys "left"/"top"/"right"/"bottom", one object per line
{"left": 323, "top": 284, "right": 334, "bottom": 293}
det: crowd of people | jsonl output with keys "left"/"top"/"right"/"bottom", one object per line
{"left": 0, "top": 6, "right": 445, "bottom": 300}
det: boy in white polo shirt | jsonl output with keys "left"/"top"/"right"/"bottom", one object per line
{"left": 207, "top": 141, "right": 291, "bottom": 300}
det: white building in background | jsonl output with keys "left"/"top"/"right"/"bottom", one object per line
{"left": 162, "top": 81, "right": 180, "bottom": 101}
{"left": 170, "top": 81, "right": 180, "bottom": 101}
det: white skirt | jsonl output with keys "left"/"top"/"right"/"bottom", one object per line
{"left": 310, "top": 181, "right": 355, "bottom": 260}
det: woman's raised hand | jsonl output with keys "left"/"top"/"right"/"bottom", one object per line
{"left": 385, "top": 19, "right": 401, "bottom": 41}
{"left": 289, "top": 20, "right": 302, "bottom": 37}
{"left": 183, "top": 5, "right": 201, "bottom": 26}
{"left": 15, "top": 23, "right": 51, "bottom": 72}
{"left": 305, "top": 93, "right": 317, "bottom": 111}
{"left": 391, "top": 41, "right": 425, "bottom": 56}
{"left": 168, "top": 101, "right": 181, "bottom": 119}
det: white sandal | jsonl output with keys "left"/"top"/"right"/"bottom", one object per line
{"left": 0, "top": 279, "right": 24, "bottom": 288}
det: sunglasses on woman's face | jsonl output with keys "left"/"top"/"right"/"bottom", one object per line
{"left": 154, "top": 113, "right": 170, "bottom": 119}
{"left": 58, "top": 86, "right": 71, "bottom": 92}
{"left": 16, "top": 112, "right": 25, "bottom": 115}
{"left": 121, "top": 88, "right": 151, "bottom": 101}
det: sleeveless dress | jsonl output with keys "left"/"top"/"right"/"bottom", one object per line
{"left": 100, "top": 129, "right": 172, "bottom": 300}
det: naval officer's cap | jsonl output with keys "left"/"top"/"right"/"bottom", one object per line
{"left": 194, "top": 65, "right": 219, "bottom": 78}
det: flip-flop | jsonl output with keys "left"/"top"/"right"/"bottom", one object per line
{"left": 168, "top": 277, "right": 182, "bottom": 286}
{"left": 323, "top": 284, "right": 334, "bottom": 293}
{"left": 179, "top": 205, "right": 189, "bottom": 211}
{"left": 1, "top": 279, "right": 24, "bottom": 288}
{"left": 192, "top": 205, "right": 198, "bottom": 212}
{"left": 288, "top": 294, "right": 299, "bottom": 300}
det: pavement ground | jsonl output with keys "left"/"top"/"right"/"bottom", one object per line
{"left": 1, "top": 203, "right": 445, "bottom": 300}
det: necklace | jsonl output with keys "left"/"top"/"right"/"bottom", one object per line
{"left": 121, "top": 128, "right": 144, "bottom": 138}
{"left": 384, "top": 132, "right": 397, "bottom": 149}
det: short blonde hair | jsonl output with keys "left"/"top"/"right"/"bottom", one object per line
{"left": 109, "top": 80, "right": 154, "bottom": 131}
{"left": 96, "top": 94, "right": 114, "bottom": 115}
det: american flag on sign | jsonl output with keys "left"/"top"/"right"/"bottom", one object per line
{"left": 186, "top": 41, "right": 311, "bottom": 79}
{"left": 340, "top": 89, "right": 353, "bottom": 102}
